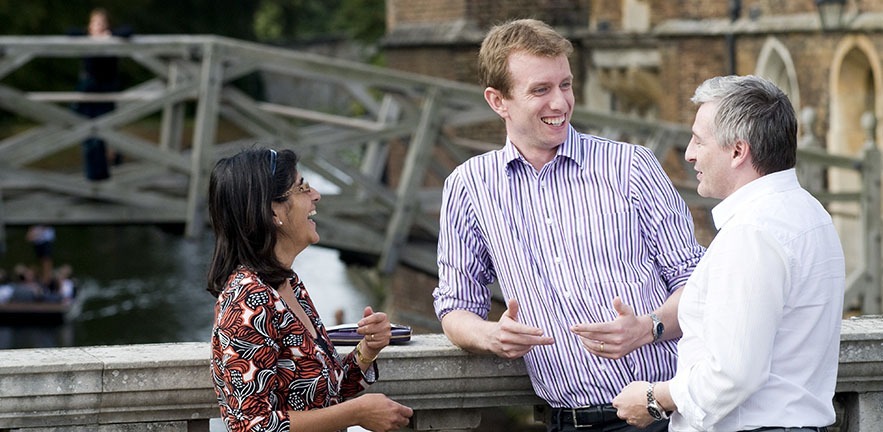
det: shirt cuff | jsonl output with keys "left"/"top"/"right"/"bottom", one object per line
{"left": 668, "top": 372, "right": 687, "bottom": 413}
{"left": 669, "top": 369, "right": 708, "bottom": 429}
{"left": 361, "top": 360, "right": 379, "bottom": 385}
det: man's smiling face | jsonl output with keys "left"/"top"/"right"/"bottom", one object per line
{"left": 498, "top": 52, "right": 574, "bottom": 159}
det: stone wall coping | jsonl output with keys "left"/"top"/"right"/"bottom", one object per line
{"left": 0, "top": 318, "right": 881, "bottom": 430}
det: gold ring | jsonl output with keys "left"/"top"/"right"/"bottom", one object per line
{"left": 599, "top": 342, "right": 605, "bottom": 352}
{"left": 369, "top": 334, "right": 374, "bottom": 340}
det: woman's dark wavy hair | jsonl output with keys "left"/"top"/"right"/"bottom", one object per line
{"left": 206, "top": 147, "right": 299, "bottom": 297}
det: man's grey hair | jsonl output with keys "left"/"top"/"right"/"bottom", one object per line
{"left": 691, "top": 75, "right": 797, "bottom": 175}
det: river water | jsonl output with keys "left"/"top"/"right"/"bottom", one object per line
{"left": 0, "top": 224, "right": 376, "bottom": 350}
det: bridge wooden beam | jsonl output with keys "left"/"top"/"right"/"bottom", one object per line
{"left": 185, "top": 43, "right": 223, "bottom": 238}
{"left": 379, "top": 87, "right": 442, "bottom": 274}
{"left": 159, "top": 60, "right": 187, "bottom": 152}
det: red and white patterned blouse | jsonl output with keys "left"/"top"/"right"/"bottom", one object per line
{"left": 211, "top": 266, "right": 375, "bottom": 431}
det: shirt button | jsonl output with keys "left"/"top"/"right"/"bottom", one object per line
{"left": 554, "top": 256, "right": 562, "bottom": 263}
{"left": 545, "top": 218, "right": 553, "bottom": 225}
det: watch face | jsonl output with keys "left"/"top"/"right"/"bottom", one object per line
{"left": 648, "top": 405, "right": 663, "bottom": 420}
{"left": 651, "top": 313, "right": 664, "bottom": 341}
{"left": 652, "top": 322, "right": 664, "bottom": 342}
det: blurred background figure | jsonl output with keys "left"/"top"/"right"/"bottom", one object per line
{"left": 0, "top": 269, "right": 13, "bottom": 304}
{"left": 43, "top": 264, "right": 76, "bottom": 304}
{"left": 335, "top": 307, "right": 345, "bottom": 325}
{"left": 11, "top": 264, "right": 42, "bottom": 302}
{"left": 71, "top": 8, "right": 132, "bottom": 180}
{"left": 26, "top": 225, "right": 55, "bottom": 287}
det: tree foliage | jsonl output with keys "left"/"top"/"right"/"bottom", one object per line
{"left": 253, "top": 0, "right": 385, "bottom": 44}
{"left": 0, "top": 0, "right": 385, "bottom": 125}
{"left": 0, "top": 0, "right": 384, "bottom": 43}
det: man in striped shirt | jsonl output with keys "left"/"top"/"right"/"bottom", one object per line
{"left": 432, "top": 19, "right": 705, "bottom": 432}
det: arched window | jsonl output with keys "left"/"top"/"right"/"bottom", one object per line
{"left": 755, "top": 37, "right": 801, "bottom": 112}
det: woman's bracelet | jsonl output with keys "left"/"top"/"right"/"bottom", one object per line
{"left": 354, "top": 340, "right": 378, "bottom": 364}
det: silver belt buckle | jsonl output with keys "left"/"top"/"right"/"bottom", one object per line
{"left": 572, "top": 406, "right": 593, "bottom": 428}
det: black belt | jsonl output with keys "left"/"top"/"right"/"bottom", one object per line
{"left": 547, "top": 404, "right": 621, "bottom": 429}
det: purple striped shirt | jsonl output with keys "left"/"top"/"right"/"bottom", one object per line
{"left": 433, "top": 126, "right": 704, "bottom": 407}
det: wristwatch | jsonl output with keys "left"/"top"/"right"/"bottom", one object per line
{"left": 650, "top": 313, "right": 664, "bottom": 342}
{"left": 647, "top": 382, "right": 669, "bottom": 421}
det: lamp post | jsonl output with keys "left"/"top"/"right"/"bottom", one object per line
{"left": 816, "top": 0, "right": 846, "bottom": 31}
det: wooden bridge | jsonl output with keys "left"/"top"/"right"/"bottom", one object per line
{"left": 0, "top": 35, "right": 879, "bottom": 313}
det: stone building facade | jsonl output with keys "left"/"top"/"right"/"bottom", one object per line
{"left": 384, "top": 0, "right": 883, "bottom": 150}
{"left": 381, "top": 0, "right": 883, "bottom": 317}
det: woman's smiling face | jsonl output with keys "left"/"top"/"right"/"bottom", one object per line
{"left": 274, "top": 174, "right": 321, "bottom": 252}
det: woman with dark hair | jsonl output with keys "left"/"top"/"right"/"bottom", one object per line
{"left": 207, "top": 147, "right": 412, "bottom": 432}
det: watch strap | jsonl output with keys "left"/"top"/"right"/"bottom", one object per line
{"left": 646, "top": 382, "right": 669, "bottom": 421}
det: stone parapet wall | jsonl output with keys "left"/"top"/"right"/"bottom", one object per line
{"left": 0, "top": 343, "right": 217, "bottom": 430}
{"left": 1, "top": 318, "right": 881, "bottom": 431}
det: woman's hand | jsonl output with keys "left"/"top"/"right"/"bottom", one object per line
{"left": 354, "top": 393, "right": 413, "bottom": 431}
{"left": 357, "top": 306, "right": 391, "bottom": 356}
{"left": 288, "top": 392, "right": 412, "bottom": 431}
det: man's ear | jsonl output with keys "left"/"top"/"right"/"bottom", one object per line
{"left": 730, "top": 139, "right": 751, "bottom": 168}
{"left": 484, "top": 87, "right": 507, "bottom": 118}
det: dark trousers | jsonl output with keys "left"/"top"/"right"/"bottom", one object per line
{"left": 543, "top": 405, "right": 670, "bottom": 432}
{"left": 83, "top": 137, "right": 109, "bottom": 181}
{"left": 547, "top": 418, "right": 669, "bottom": 432}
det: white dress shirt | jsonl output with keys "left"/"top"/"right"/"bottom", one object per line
{"left": 669, "top": 169, "right": 845, "bottom": 431}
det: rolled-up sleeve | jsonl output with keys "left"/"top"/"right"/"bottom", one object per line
{"left": 433, "top": 169, "right": 495, "bottom": 320}
{"left": 630, "top": 147, "right": 705, "bottom": 293}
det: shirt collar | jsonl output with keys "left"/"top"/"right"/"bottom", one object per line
{"left": 502, "top": 125, "right": 583, "bottom": 170}
{"left": 711, "top": 168, "right": 801, "bottom": 230}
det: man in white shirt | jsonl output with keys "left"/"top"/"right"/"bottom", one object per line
{"left": 610, "top": 75, "right": 845, "bottom": 431}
